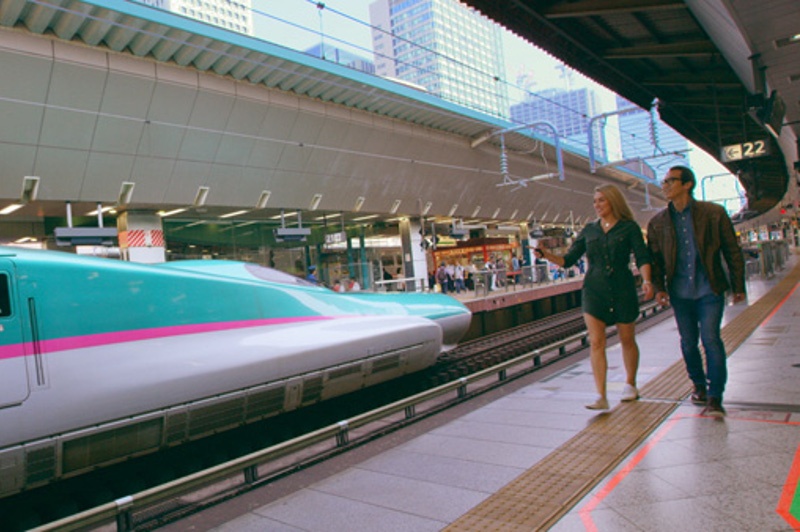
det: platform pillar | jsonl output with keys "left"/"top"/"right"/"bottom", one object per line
{"left": 117, "top": 211, "right": 166, "bottom": 263}
{"left": 399, "top": 217, "right": 427, "bottom": 291}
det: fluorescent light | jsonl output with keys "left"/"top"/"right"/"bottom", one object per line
{"left": 14, "top": 236, "right": 36, "bottom": 243}
{"left": 219, "top": 210, "right": 249, "bottom": 219}
{"left": 118, "top": 182, "right": 135, "bottom": 205}
{"left": 310, "top": 193, "right": 323, "bottom": 211}
{"left": 256, "top": 190, "right": 271, "bottom": 209}
{"left": 492, "top": 208, "right": 501, "bottom": 219}
{"left": 21, "top": 176, "right": 40, "bottom": 203}
{"left": 422, "top": 201, "right": 432, "bottom": 216}
{"left": 158, "top": 208, "right": 188, "bottom": 217}
{"left": 472, "top": 206, "right": 481, "bottom": 218}
{"left": 87, "top": 206, "right": 114, "bottom": 215}
{"left": 448, "top": 204, "right": 459, "bottom": 217}
{"left": 390, "top": 199, "right": 402, "bottom": 214}
{"left": 313, "top": 213, "right": 342, "bottom": 221}
{"left": 270, "top": 211, "right": 297, "bottom": 219}
{"left": 0, "top": 204, "right": 24, "bottom": 215}
{"left": 354, "top": 196, "right": 365, "bottom": 212}
{"left": 351, "top": 214, "right": 379, "bottom": 222}
{"left": 194, "top": 186, "right": 210, "bottom": 207}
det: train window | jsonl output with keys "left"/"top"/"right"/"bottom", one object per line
{"left": 0, "top": 273, "right": 10, "bottom": 317}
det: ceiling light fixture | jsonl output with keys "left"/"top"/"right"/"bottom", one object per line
{"left": 0, "top": 204, "right": 24, "bottom": 215}
{"left": 270, "top": 211, "right": 297, "bottom": 220}
{"left": 219, "top": 210, "right": 249, "bottom": 219}
{"left": 354, "top": 196, "right": 365, "bottom": 212}
{"left": 158, "top": 208, "right": 188, "bottom": 217}
{"left": 118, "top": 182, "right": 135, "bottom": 205}
{"left": 194, "top": 186, "right": 210, "bottom": 207}
{"left": 21, "top": 176, "right": 40, "bottom": 203}
{"left": 256, "top": 190, "right": 271, "bottom": 209}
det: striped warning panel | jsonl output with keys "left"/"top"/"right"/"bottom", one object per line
{"left": 120, "top": 229, "right": 164, "bottom": 248}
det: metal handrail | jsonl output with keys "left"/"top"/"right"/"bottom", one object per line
{"left": 31, "top": 302, "right": 664, "bottom": 531}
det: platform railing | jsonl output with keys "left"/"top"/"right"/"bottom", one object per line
{"left": 30, "top": 301, "right": 664, "bottom": 532}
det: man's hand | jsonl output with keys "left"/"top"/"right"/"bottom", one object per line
{"left": 732, "top": 293, "right": 746, "bottom": 304}
{"left": 656, "top": 291, "right": 669, "bottom": 306}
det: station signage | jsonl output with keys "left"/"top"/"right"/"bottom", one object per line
{"left": 324, "top": 231, "right": 346, "bottom": 245}
{"left": 720, "top": 139, "right": 770, "bottom": 163}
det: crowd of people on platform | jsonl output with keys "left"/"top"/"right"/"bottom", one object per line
{"left": 301, "top": 165, "right": 745, "bottom": 418}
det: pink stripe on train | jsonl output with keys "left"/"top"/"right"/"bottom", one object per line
{"left": 0, "top": 315, "right": 334, "bottom": 360}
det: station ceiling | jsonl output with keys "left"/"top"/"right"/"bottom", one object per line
{"left": 461, "top": 0, "right": 800, "bottom": 218}
{"left": 0, "top": 0, "right": 665, "bottom": 241}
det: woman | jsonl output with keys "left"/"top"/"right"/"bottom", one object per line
{"left": 538, "top": 184, "right": 654, "bottom": 410}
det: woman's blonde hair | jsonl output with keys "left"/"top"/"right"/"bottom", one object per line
{"left": 595, "top": 184, "right": 634, "bottom": 221}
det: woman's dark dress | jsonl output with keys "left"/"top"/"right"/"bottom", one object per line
{"left": 562, "top": 219, "right": 651, "bottom": 325}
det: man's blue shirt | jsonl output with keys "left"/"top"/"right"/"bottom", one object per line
{"left": 669, "top": 200, "right": 713, "bottom": 299}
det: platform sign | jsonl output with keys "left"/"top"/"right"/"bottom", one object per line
{"left": 720, "top": 139, "right": 770, "bottom": 162}
{"left": 324, "top": 231, "right": 346, "bottom": 245}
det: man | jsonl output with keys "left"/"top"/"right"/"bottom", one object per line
{"left": 305, "top": 265, "right": 318, "bottom": 284}
{"left": 647, "top": 166, "right": 746, "bottom": 417}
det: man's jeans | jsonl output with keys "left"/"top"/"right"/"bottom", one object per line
{"left": 669, "top": 293, "right": 727, "bottom": 399}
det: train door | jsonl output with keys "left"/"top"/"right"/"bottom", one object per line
{"left": 0, "top": 261, "right": 29, "bottom": 408}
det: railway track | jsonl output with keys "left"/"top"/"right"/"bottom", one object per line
{"left": 2, "top": 304, "right": 671, "bottom": 531}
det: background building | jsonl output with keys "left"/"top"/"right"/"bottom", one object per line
{"left": 369, "top": 0, "right": 508, "bottom": 117}
{"left": 510, "top": 88, "right": 608, "bottom": 159}
{"left": 305, "top": 44, "right": 376, "bottom": 74}
{"left": 135, "top": 0, "right": 254, "bottom": 35}
{"left": 616, "top": 96, "right": 689, "bottom": 179}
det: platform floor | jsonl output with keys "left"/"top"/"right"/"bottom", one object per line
{"left": 165, "top": 253, "right": 800, "bottom": 532}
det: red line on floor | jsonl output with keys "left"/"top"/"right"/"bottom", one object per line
{"left": 776, "top": 444, "right": 800, "bottom": 531}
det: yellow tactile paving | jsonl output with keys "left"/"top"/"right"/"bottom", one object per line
{"left": 445, "top": 262, "right": 800, "bottom": 531}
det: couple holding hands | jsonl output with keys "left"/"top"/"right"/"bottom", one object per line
{"left": 537, "top": 166, "right": 746, "bottom": 417}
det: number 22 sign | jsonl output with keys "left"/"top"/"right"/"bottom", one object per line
{"left": 721, "top": 139, "right": 770, "bottom": 162}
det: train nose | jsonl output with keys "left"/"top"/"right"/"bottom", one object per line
{"left": 438, "top": 309, "right": 472, "bottom": 350}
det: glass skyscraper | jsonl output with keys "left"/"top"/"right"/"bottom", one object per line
{"left": 369, "top": 0, "right": 508, "bottom": 117}
{"left": 616, "top": 96, "right": 689, "bottom": 178}
{"left": 510, "top": 88, "right": 606, "bottom": 158}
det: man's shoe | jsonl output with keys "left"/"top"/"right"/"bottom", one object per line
{"left": 706, "top": 397, "right": 726, "bottom": 418}
{"left": 690, "top": 385, "right": 707, "bottom": 405}
{"left": 585, "top": 397, "right": 609, "bottom": 410}
{"left": 620, "top": 384, "right": 639, "bottom": 402}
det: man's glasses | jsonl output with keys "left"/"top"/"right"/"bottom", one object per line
{"left": 661, "top": 177, "right": 682, "bottom": 186}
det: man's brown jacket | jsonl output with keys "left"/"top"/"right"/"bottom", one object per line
{"left": 646, "top": 199, "right": 746, "bottom": 296}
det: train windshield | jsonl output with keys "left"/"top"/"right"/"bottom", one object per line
{"left": 244, "top": 263, "right": 318, "bottom": 287}
{"left": 0, "top": 273, "right": 9, "bottom": 317}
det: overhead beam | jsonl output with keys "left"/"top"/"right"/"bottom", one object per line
{"left": 604, "top": 40, "right": 718, "bottom": 59}
{"left": 543, "top": 0, "right": 685, "bottom": 19}
{"left": 639, "top": 71, "right": 743, "bottom": 87}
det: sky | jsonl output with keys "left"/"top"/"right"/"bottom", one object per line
{"left": 249, "top": 0, "right": 742, "bottom": 210}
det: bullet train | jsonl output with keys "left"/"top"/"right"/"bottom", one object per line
{"left": 0, "top": 246, "right": 471, "bottom": 497}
